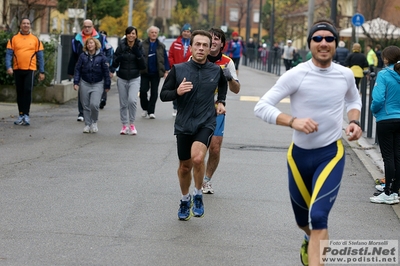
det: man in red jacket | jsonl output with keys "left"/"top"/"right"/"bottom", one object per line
{"left": 168, "top": 23, "right": 192, "bottom": 117}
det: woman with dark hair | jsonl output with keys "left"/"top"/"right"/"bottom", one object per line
{"left": 370, "top": 45, "right": 400, "bottom": 205}
{"left": 73, "top": 37, "right": 111, "bottom": 133}
{"left": 110, "top": 26, "right": 145, "bottom": 135}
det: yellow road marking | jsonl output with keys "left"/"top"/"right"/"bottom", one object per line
{"left": 240, "top": 96, "right": 290, "bottom": 103}
{"left": 240, "top": 96, "right": 260, "bottom": 101}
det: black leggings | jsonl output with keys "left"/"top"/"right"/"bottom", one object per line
{"left": 14, "top": 70, "right": 34, "bottom": 115}
{"left": 376, "top": 119, "right": 400, "bottom": 194}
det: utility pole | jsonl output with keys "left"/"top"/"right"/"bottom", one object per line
{"left": 269, "top": 0, "right": 274, "bottom": 46}
{"left": 128, "top": 0, "right": 134, "bottom": 26}
{"left": 307, "top": 0, "right": 315, "bottom": 37}
{"left": 352, "top": 0, "right": 358, "bottom": 44}
{"left": 258, "top": 0, "right": 262, "bottom": 43}
{"left": 246, "top": 0, "right": 251, "bottom": 42}
{"left": 83, "top": 0, "right": 87, "bottom": 20}
{"left": 330, "top": 0, "right": 337, "bottom": 27}
{"left": 223, "top": 0, "right": 227, "bottom": 25}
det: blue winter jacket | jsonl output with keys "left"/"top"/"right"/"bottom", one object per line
{"left": 226, "top": 40, "right": 245, "bottom": 59}
{"left": 371, "top": 64, "right": 400, "bottom": 122}
{"left": 73, "top": 49, "right": 111, "bottom": 90}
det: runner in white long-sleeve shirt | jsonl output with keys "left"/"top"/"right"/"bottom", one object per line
{"left": 254, "top": 19, "right": 362, "bottom": 266}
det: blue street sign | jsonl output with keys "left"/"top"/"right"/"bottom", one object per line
{"left": 352, "top": 13, "right": 365, "bottom": 27}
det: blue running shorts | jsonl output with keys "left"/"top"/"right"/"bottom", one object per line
{"left": 214, "top": 114, "right": 225, "bottom": 137}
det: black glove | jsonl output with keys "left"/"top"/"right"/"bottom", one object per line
{"left": 222, "top": 68, "right": 233, "bottom": 81}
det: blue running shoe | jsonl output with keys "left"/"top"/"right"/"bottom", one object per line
{"left": 23, "top": 115, "right": 30, "bottom": 126}
{"left": 192, "top": 194, "right": 204, "bottom": 218}
{"left": 178, "top": 197, "right": 193, "bottom": 221}
{"left": 14, "top": 115, "right": 24, "bottom": 125}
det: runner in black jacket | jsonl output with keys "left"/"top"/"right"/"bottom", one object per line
{"left": 160, "top": 30, "right": 227, "bottom": 221}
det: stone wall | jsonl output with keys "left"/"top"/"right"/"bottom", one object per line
{"left": 0, "top": 81, "right": 77, "bottom": 104}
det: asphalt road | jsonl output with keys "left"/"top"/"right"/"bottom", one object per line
{"left": 0, "top": 66, "right": 399, "bottom": 266}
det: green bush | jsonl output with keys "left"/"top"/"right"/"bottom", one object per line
{"left": 0, "top": 30, "right": 56, "bottom": 87}
{"left": 0, "top": 31, "right": 15, "bottom": 85}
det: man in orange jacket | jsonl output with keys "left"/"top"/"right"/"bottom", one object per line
{"left": 6, "top": 18, "right": 45, "bottom": 126}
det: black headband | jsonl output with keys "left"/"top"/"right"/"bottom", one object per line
{"left": 307, "top": 23, "right": 339, "bottom": 48}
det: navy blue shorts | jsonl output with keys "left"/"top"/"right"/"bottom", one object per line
{"left": 287, "top": 140, "right": 345, "bottom": 230}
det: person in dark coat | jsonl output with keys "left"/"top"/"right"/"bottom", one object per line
{"left": 160, "top": 30, "right": 228, "bottom": 221}
{"left": 333, "top": 41, "right": 349, "bottom": 65}
{"left": 344, "top": 43, "right": 369, "bottom": 90}
{"left": 375, "top": 44, "right": 384, "bottom": 72}
{"left": 73, "top": 37, "right": 111, "bottom": 133}
{"left": 110, "top": 26, "right": 146, "bottom": 135}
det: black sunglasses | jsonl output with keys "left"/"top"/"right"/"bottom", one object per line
{"left": 312, "top": 36, "right": 336, "bottom": 43}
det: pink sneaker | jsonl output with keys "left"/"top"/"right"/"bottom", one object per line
{"left": 120, "top": 125, "right": 128, "bottom": 135}
{"left": 129, "top": 124, "right": 137, "bottom": 135}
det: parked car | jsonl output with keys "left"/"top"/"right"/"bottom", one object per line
{"left": 162, "top": 38, "right": 175, "bottom": 55}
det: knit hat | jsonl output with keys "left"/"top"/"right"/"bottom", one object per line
{"left": 307, "top": 22, "right": 339, "bottom": 48}
{"left": 232, "top": 32, "right": 239, "bottom": 37}
{"left": 181, "top": 23, "right": 192, "bottom": 32}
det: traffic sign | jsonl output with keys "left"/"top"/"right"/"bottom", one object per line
{"left": 351, "top": 13, "right": 365, "bottom": 27}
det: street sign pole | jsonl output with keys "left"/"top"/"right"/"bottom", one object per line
{"left": 351, "top": 13, "right": 365, "bottom": 44}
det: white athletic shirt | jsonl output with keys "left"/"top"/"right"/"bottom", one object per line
{"left": 254, "top": 60, "right": 362, "bottom": 149}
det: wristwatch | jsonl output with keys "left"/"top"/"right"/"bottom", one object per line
{"left": 349, "top": 120, "right": 361, "bottom": 128}
{"left": 216, "top": 100, "right": 226, "bottom": 106}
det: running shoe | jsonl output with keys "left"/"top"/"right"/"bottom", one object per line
{"left": 83, "top": 125, "right": 90, "bottom": 133}
{"left": 192, "top": 194, "right": 204, "bottom": 217}
{"left": 391, "top": 193, "right": 399, "bottom": 201}
{"left": 90, "top": 123, "right": 98, "bottom": 133}
{"left": 14, "top": 115, "right": 24, "bottom": 125}
{"left": 99, "top": 99, "right": 106, "bottom": 109}
{"left": 120, "top": 125, "right": 129, "bottom": 135}
{"left": 149, "top": 114, "right": 156, "bottom": 119}
{"left": 23, "top": 115, "right": 30, "bottom": 126}
{"left": 375, "top": 184, "right": 385, "bottom": 192}
{"left": 129, "top": 124, "right": 137, "bottom": 135}
{"left": 141, "top": 111, "right": 148, "bottom": 118}
{"left": 202, "top": 181, "right": 214, "bottom": 194}
{"left": 178, "top": 197, "right": 193, "bottom": 221}
{"left": 370, "top": 192, "right": 399, "bottom": 205}
{"left": 77, "top": 115, "right": 84, "bottom": 122}
{"left": 300, "top": 238, "right": 309, "bottom": 266}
